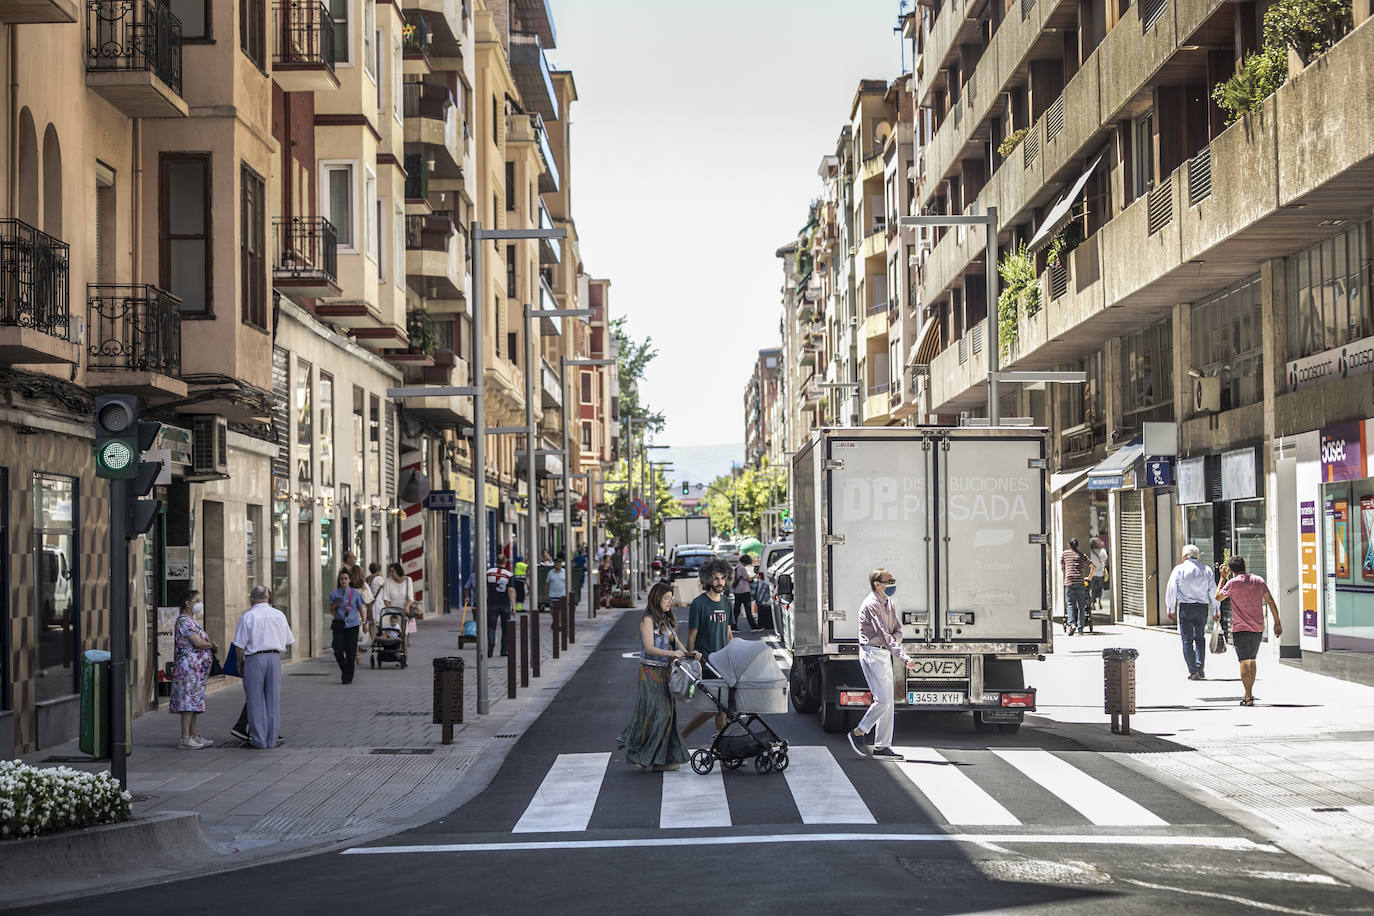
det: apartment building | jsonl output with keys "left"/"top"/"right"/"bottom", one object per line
{"left": 743, "top": 347, "right": 781, "bottom": 467}
{"left": 907, "top": 2, "right": 1374, "bottom": 681}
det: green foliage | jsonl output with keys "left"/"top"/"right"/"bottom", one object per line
{"left": 1045, "top": 221, "right": 1085, "bottom": 268}
{"left": 996, "top": 243, "right": 1041, "bottom": 354}
{"left": 406, "top": 308, "right": 436, "bottom": 357}
{"left": 702, "top": 459, "right": 789, "bottom": 542}
{"left": 601, "top": 456, "right": 681, "bottom": 547}
{"left": 997, "top": 127, "right": 1030, "bottom": 158}
{"left": 1263, "top": 0, "right": 1352, "bottom": 64}
{"left": 609, "top": 316, "right": 663, "bottom": 435}
{"left": 1212, "top": 45, "right": 1289, "bottom": 124}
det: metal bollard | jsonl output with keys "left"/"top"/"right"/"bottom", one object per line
{"left": 551, "top": 601, "right": 560, "bottom": 660}
{"left": 567, "top": 598, "right": 575, "bottom": 645}
{"left": 1102, "top": 647, "right": 1139, "bottom": 735}
{"left": 432, "top": 656, "right": 465, "bottom": 744}
{"left": 531, "top": 605, "right": 541, "bottom": 678}
{"left": 520, "top": 613, "right": 530, "bottom": 688}
{"left": 506, "top": 619, "right": 517, "bottom": 699}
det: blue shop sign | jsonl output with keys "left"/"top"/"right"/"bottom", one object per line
{"left": 1086, "top": 475, "right": 1123, "bottom": 490}
{"left": 1144, "top": 458, "right": 1173, "bottom": 488}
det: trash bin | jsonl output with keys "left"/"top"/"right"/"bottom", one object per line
{"left": 79, "top": 650, "right": 131, "bottom": 758}
{"left": 432, "top": 656, "right": 464, "bottom": 744}
{"left": 1102, "top": 647, "right": 1139, "bottom": 735}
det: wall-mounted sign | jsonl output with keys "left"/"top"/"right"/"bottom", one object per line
{"left": 1300, "top": 500, "right": 1319, "bottom": 638}
{"left": 1177, "top": 455, "right": 1206, "bottom": 505}
{"left": 1086, "top": 475, "right": 1122, "bottom": 490}
{"left": 425, "top": 490, "right": 457, "bottom": 511}
{"left": 1144, "top": 459, "right": 1173, "bottom": 488}
{"left": 1320, "top": 421, "right": 1367, "bottom": 483}
{"left": 1287, "top": 333, "right": 1374, "bottom": 393}
{"left": 1221, "top": 446, "right": 1257, "bottom": 500}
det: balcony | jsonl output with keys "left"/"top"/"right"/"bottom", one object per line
{"left": 540, "top": 357, "right": 562, "bottom": 408}
{"left": 399, "top": 352, "right": 475, "bottom": 429}
{"left": 404, "top": 83, "right": 460, "bottom": 176}
{"left": 538, "top": 201, "right": 560, "bottom": 264}
{"left": 401, "top": 15, "right": 432, "bottom": 75}
{"left": 86, "top": 0, "right": 187, "bottom": 118}
{"left": 0, "top": 220, "right": 78, "bottom": 365}
{"left": 533, "top": 114, "right": 560, "bottom": 193}
{"left": 86, "top": 284, "right": 186, "bottom": 400}
{"left": 509, "top": 32, "right": 558, "bottom": 122}
{"left": 271, "top": 2, "right": 338, "bottom": 92}
{"left": 272, "top": 217, "right": 340, "bottom": 299}
{"left": 863, "top": 385, "right": 891, "bottom": 425}
{"left": 402, "top": 0, "right": 460, "bottom": 59}
{"left": 0, "top": 0, "right": 77, "bottom": 22}
{"left": 403, "top": 154, "right": 430, "bottom": 212}
{"left": 512, "top": 0, "right": 555, "bottom": 46}
{"left": 405, "top": 211, "right": 464, "bottom": 300}
{"left": 536, "top": 274, "right": 561, "bottom": 334}
{"left": 863, "top": 302, "right": 888, "bottom": 340}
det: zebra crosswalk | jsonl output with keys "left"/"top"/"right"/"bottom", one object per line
{"left": 506, "top": 744, "right": 1201, "bottom": 834}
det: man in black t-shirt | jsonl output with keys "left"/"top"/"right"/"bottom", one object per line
{"left": 682, "top": 558, "right": 734, "bottom": 739}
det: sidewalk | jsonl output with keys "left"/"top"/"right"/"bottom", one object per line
{"left": 1028, "top": 622, "right": 1374, "bottom": 889}
{"left": 14, "top": 600, "right": 631, "bottom": 904}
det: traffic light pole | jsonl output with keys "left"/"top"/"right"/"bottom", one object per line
{"left": 108, "top": 478, "right": 129, "bottom": 787}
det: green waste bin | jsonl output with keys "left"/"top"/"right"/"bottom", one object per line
{"left": 79, "top": 649, "right": 132, "bottom": 759}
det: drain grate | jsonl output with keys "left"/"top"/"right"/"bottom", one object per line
{"left": 1313, "top": 807, "right": 1348, "bottom": 813}
{"left": 370, "top": 748, "right": 436, "bottom": 755}
{"left": 375, "top": 711, "right": 430, "bottom": 717}
{"left": 41, "top": 756, "right": 99, "bottom": 764}
{"left": 495, "top": 734, "right": 519, "bottom": 739}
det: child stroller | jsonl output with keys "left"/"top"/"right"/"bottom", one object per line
{"left": 680, "top": 638, "right": 790, "bottom": 775}
{"left": 370, "top": 606, "right": 409, "bottom": 669}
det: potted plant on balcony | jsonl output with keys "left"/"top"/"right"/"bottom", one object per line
{"left": 406, "top": 308, "right": 437, "bottom": 358}
{"left": 997, "top": 127, "right": 1030, "bottom": 158}
{"left": 997, "top": 243, "right": 1041, "bottom": 358}
{"left": 1212, "top": 0, "right": 1351, "bottom": 123}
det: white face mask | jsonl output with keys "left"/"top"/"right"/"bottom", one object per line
{"left": 192, "top": 601, "right": 204, "bottom": 616}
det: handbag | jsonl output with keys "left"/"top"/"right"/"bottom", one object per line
{"left": 669, "top": 658, "right": 701, "bottom": 700}
{"left": 1209, "top": 626, "right": 1228, "bottom": 654}
{"left": 221, "top": 644, "right": 242, "bottom": 678}
{"left": 209, "top": 652, "right": 223, "bottom": 677}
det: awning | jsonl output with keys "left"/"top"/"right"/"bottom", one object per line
{"left": 1086, "top": 441, "right": 1144, "bottom": 490}
{"left": 1050, "top": 465, "right": 1093, "bottom": 497}
{"left": 908, "top": 314, "right": 941, "bottom": 366}
{"left": 1028, "top": 151, "right": 1105, "bottom": 252}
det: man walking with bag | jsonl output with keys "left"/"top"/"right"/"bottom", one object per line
{"left": 1165, "top": 544, "right": 1217, "bottom": 680}
{"left": 233, "top": 586, "right": 294, "bottom": 749}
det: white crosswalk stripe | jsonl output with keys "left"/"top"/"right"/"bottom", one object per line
{"left": 992, "top": 748, "right": 1168, "bottom": 826}
{"left": 513, "top": 745, "right": 1172, "bottom": 833}
{"left": 513, "top": 752, "right": 611, "bottom": 833}
{"left": 892, "top": 746, "right": 1021, "bottom": 825}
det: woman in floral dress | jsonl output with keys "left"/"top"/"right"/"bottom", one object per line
{"left": 170, "top": 590, "right": 217, "bottom": 749}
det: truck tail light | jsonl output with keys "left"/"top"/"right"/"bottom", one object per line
{"left": 1001, "top": 692, "right": 1034, "bottom": 708}
{"left": 839, "top": 690, "right": 872, "bottom": 707}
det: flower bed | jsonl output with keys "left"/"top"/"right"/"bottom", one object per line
{"left": 0, "top": 760, "right": 132, "bottom": 839}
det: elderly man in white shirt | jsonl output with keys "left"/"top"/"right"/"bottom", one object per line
{"left": 234, "top": 585, "right": 295, "bottom": 748}
{"left": 1164, "top": 544, "right": 1217, "bottom": 681}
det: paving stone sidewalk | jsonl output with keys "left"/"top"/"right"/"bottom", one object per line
{"left": 22, "top": 600, "right": 628, "bottom": 857}
{"left": 1028, "top": 622, "right": 1374, "bottom": 889}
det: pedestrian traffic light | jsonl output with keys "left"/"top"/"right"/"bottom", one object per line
{"left": 94, "top": 394, "right": 162, "bottom": 535}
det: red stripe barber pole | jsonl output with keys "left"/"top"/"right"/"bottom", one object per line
{"left": 400, "top": 442, "right": 425, "bottom": 616}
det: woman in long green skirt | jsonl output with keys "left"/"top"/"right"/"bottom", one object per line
{"left": 617, "top": 581, "right": 697, "bottom": 771}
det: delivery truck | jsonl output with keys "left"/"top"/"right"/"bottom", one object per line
{"left": 777, "top": 426, "right": 1052, "bottom": 734}
{"left": 662, "top": 515, "right": 712, "bottom": 560}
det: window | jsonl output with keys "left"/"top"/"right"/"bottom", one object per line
{"left": 321, "top": 161, "right": 355, "bottom": 249}
{"left": 375, "top": 28, "right": 383, "bottom": 110}
{"left": 1119, "top": 317, "right": 1173, "bottom": 423}
{"left": 507, "top": 332, "right": 518, "bottom": 363}
{"left": 1132, "top": 111, "right": 1154, "bottom": 198}
{"left": 376, "top": 196, "right": 385, "bottom": 280}
{"left": 169, "top": 0, "right": 210, "bottom": 40}
{"left": 393, "top": 35, "right": 403, "bottom": 123}
{"left": 240, "top": 0, "right": 264, "bottom": 67}
{"left": 581, "top": 371, "right": 592, "bottom": 404}
{"left": 330, "top": 0, "right": 350, "bottom": 64}
{"left": 160, "top": 153, "right": 211, "bottom": 316}
{"left": 95, "top": 161, "right": 116, "bottom": 285}
{"left": 1286, "top": 219, "right": 1372, "bottom": 360}
{"left": 363, "top": 0, "right": 376, "bottom": 79}
{"left": 33, "top": 473, "right": 77, "bottom": 702}
{"left": 241, "top": 164, "right": 267, "bottom": 329}
{"left": 368, "top": 393, "right": 381, "bottom": 497}
{"left": 353, "top": 386, "right": 366, "bottom": 492}
{"left": 394, "top": 202, "right": 405, "bottom": 289}
{"left": 1192, "top": 275, "right": 1263, "bottom": 411}
{"left": 505, "top": 162, "right": 515, "bottom": 211}
{"left": 295, "top": 358, "right": 313, "bottom": 483}
{"left": 581, "top": 422, "right": 592, "bottom": 451}
{"left": 491, "top": 95, "right": 499, "bottom": 144}
{"left": 319, "top": 372, "right": 335, "bottom": 487}
{"left": 364, "top": 166, "right": 377, "bottom": 262}
{"left": 506, "top": 243, "right": 516, "bottom": 297}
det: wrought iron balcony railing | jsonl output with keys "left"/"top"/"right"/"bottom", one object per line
{"left": 0, "top": 219, "right": 71, "bottom": 341}
{"left": 273, "top": 216, "right": 338, "bottom": 282}
{"left": 87, "top": 283, "right": 182, "bottom": 376}
{"left": 272, "top": 1, "right": 335, "bottom": 71}
{"left": 86, "top": 0, "right": 183, "bottom": 95}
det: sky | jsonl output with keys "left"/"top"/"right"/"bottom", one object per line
{"left": 551, "top": 0, "right": 906, "bottom": 463}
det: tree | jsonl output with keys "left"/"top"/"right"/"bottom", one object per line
{"left": 702, "top": 459, "right": 788, "bottom": 541}
{"left": 610, "top": 316, "right": 664, "bottom": 435}
{"left": 601, "top": 455, "right": 682, "bottom": 547}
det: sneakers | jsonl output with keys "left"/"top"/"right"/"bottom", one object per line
{"left": 177, "top": 737, "right": 203, "bottom": 750}
{"left": 230, "top": 726, "right": 250, "bottom": 742}
{"left": 872, "top": 747, "right": 903, "bottom": 760}
{"left": 846, "top": 729, "right": 868, "bottom": 758}
{"left": 193, "top": 735, "right": 214, "bottom": 748}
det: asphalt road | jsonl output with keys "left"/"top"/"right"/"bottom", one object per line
{"left": 23, "top": 605, "right": 1374, "bottom": 915}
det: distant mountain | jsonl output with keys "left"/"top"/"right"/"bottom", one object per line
{"left": 657, "top": 443, "right": 745, "bottom": 493}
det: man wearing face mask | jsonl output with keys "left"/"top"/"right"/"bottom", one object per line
{"left": 848, "top": 568, "right": 918, "bottom": 760}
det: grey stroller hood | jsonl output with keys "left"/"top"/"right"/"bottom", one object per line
{"left": 706, "top": 638, "right": 786, "bottom": 690}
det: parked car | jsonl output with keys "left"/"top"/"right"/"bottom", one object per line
{"left": 758, "top": 540, "right": 793, "bottom": 579}
{"left": 669, "top": 549, "right": 715, "bottom": 582}
{"left": 769, "top": 553, "right": 796, "bottom": 650}
{"left": 715, "top": 542, "right": 741, "bottom": 563}
{"left": 669, "top": 544, "right": 711, "bottom": 567}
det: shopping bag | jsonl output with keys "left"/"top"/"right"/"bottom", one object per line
{"left": 1209, "top": 627, "right": 1228, "bottom": 654}
{"left": 221, "top": 644, "right": 242, "bottom": 678}
{"left": 406, "top": 617, "right": 418, "bottom": 635}
{"left": 669, "top": 659, "right": 701, "bottom": 701}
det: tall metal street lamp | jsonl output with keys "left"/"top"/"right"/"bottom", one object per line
{"left": 621, "top": 415, "right": 655, "bottom": 596}
{"left": 563, "top": 357, "right": 618, "bottom": 593}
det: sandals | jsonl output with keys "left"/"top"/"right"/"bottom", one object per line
{"left": 1240, "top": 697, "right": 1255, "bottom": 706}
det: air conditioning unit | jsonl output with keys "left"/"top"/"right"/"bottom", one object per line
{"left": 1193, "top": 376, "right": 1221, "bottom": 413}
{"left": 191, "top": 415, "right": 229, "bottom": 478}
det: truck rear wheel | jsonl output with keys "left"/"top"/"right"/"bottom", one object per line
{"left": 819, "top": 664, "right": 847, "bottom": 733}
{"left": 972, "top": 712, "right": 998, "bottom": 734}
{"left": 789, "top": 661, "right": 820, "bottom": 714}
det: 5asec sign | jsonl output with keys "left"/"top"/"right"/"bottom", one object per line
{"left": 1320, "top": 421, "right": 1368, "bottom": 483}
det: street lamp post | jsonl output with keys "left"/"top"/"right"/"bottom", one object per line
{"left": 563, "top": 357, "right": 618, "bottom": 595}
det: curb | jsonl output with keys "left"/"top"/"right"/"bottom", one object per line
{"left": 0, "top": 812, "right": 229, "bottom": 910}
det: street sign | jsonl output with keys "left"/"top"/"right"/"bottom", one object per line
{"left": 548, "top": 509, "right": 565, "bottom": 524}
{"left": 781, "top": 517, "right": 795, "bottom": 534}
{"left": 1144, "top": 459, "right": 1173, "bottom": 488}
{"left": 424, "top": 490, "right": 457, "bottom": 510}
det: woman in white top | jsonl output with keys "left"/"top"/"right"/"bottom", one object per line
{"left": 375, "top": 562, "right": 417, "bottom": 621}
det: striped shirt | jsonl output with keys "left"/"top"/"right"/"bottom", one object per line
{"left": 858, "top": 592, "right": 910, "bottom": 664}
{"left": 1060, "top": 550, "right": 1089, "bottom": 582}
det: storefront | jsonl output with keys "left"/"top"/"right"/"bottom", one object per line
{"left": 1177, "top": 445, "right": 1267, "bottom": 580}
{"left": 1317, "top": 420, "right": 1374, "bottom": 654}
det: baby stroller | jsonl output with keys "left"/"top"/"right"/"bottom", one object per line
{"left": 680, "top": 638, "right": 790, "bottom": 775}
{"left": 370, "top": 606, "right": 409, "bottom": 669}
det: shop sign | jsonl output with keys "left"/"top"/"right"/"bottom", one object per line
{"left": 548, "top": 509, "right": 565, "bottom": 524}
{"left": 1320, "top": 421, "right": 1367, "bottom": 483}
{"left": 155, "top": 424, "right": 193, "bottom": 466}
{"left": 1177, "top": 455, "right": 1207, "bottom": 505}
{"left": 1221, "top": 447, "right": 1257, "bottom": 500}
{"left": 1300, "top": 501, "right": 1319, "bottom": 638}
{"left": 1086, "top": 475, "right": 1122, "bottom": 490}
{"left": 1362, "top": 496, "right": 1374, "bottom": 582}
{"left": 1287, "top": 333, "right": 1374, "bottom": 393}
{"left": 1144, "top": 459, "right": 1173, "bottom": 488}
{"left": 424, "top": 490, "right": 457, "bottom": 511}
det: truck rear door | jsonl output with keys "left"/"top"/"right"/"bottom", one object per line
{"left": 934, "top": 431, "right": 1049, "bottom": 643}
{"left": 825, "top": 433, "right": 933, "bottom": 644}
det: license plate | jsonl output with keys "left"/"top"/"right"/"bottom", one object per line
{"left": 907, "top": 656, "right": 969, "bottom": 678}
{"left": 907, "top": 691, "right": 966, "bottom": 705}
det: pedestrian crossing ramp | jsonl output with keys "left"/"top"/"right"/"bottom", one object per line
{"left": 512, "top": 746, "right": 1198, "bottom": 834}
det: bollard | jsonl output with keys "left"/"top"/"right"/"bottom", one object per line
{"left": 567, "top": 598, "right": 575, "bottom": 645}
{"left": 1102, "top": 647, "right": 1139, "bottom": 735}
{"left": 506, "top": 619, "right": 517, "bottom": 699}
{"left": 531, "top": 605, "right": 541, "bottom": 677}
{"left": 520, "top": 613, "right": 530, "bottom": 688}
{"left": 551, "top": 601, "right": 560, "bottom": 660}
{"left": 432, "top": 656, "right": 465, "bottom": 743}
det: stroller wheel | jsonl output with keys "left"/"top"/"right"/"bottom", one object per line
{"left": 722, "top": 757, "right": 743, "bottom": 770}
{"left": 772, "top": 751, "right": 789, "bottom": 773}
{"left": 754, "top": 753, "right": 773, "bottom": 775}
{"left": 690, "top": 750, "right": 714, "bottom": 775}
{"left": 400, "top": 657, "right": 407, "bottom": 669}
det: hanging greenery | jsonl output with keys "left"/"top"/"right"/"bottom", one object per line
{"left": 997, "top": 127, "right": 1030, "bottom": 158}
{"left": 1211, "top": 0, "right": 1349, "bottom": 124}
{"left": 1212, "top": 46, "right": 1289, "bottom": 124}
{"left": 997, "top": 243, "right": 1040, "bottom": 353}
{"left": 1045, "top": 220, "right": 1085, "bottom": 268}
